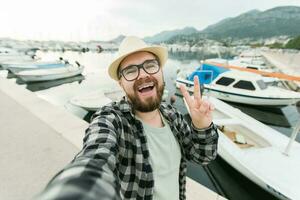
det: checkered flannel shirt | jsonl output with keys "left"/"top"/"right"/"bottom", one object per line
{"left": 36, "top": 97, "right": 218, "bottom": 200}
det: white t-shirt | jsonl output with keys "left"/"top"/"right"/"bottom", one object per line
{"left": 138, "top": 114, "right": 182, "bottom": 200}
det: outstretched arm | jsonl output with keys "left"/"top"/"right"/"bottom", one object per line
{"left": 35, "top": 107, "right": 121, "bottom": 200}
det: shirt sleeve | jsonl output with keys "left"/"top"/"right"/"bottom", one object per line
{"left": 175, "top": 109, "right": 219, "bottom": 165}
{"left": 34, "top": 106, "right": 121, "bottom": 200}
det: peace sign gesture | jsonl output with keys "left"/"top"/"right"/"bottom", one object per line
{"left": 179, "top": 76, "right": 214, "bottom": 129}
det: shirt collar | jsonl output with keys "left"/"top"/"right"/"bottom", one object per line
{"left": 119, "top": 96, "right": 134, "bottom": 114}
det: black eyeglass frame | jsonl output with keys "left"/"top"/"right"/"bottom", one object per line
{"left": 118, "top": 59, "right": 160, "bottom": 81}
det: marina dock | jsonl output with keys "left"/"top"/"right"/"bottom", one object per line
{"left": 0, "top": 77, "right": 88, "bottom": 200}
{"left": 262, "top": 51, "right": 300, "bottom": 74}
{"left": 0, "top": 77, "right": 226, "bottom": 200}
{"left": 262, "top": 51, "right": 300, "bottom": 90}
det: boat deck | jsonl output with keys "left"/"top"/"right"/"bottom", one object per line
{"left": 220, "top": 127, "right": 255, "bottom": 149}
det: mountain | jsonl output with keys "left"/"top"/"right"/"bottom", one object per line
{"left": 202, "top": 9, "right": 258, "bottom": 32}
{"left": 109, "top": 6, "right": 300, "bottom": 45}
{"left": 143, "top": 27, "right": 199, "bottom": 43}
{"left": 201, "top": 6, "right": 300, "bottom": 39}
{"left": 285, "top": 35, "right": 300, "bottom": 49}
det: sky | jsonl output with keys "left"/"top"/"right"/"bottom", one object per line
{"left": 0, "top": 0, "right": 300, "bottom": 41}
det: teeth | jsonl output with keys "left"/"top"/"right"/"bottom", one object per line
{"left": 138, "top": 82, "right": 154, "bottom": 90}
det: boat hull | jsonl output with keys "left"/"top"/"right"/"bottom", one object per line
{"left": 209, "top": 97, "right": 300, "bottom": 200}
{"left": 17, "top": 66, "right": 84, "bottom": 82}
{"left": 206, "top": 87, "right": 300, "bottom": 106}
{"left": 218, "top": 144, "right": 291, "bottom": 200}
{"left": 7, "top": 62, "right": 64, "bottom": 73}
{"left": 176, "top": 79, "right": 300, "bottom": 106}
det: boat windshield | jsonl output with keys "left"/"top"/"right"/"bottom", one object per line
{"left": 256, "top": 80, "right": 267, "bottom": 90}
{"left": 215, "top": 77, "right": 235, "bottom": 86}
{"left": 233, "top": 80, "right": 256, "bottom": 91}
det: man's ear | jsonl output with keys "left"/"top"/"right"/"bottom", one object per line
{"left": 118, "top": 80, "right": 123, "bottom": 89}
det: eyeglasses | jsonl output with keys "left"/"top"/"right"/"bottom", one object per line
{"left": 119, "top": 59, "right": 160, "bottom": 81}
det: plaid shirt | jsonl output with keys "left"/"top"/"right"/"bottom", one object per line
{"left": 36, "top": 97, "right": 218, "bottom": 200}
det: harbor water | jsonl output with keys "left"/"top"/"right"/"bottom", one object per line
{"left": 1, "top": 50, "right": 299, "bottom": 200}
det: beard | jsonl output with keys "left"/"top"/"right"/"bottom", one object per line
{"left": 126, "top": 76, "right": 164, "bottom": 112}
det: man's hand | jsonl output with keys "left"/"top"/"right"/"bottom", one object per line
{"left": 179, "top": 76, "right": 214, "bottom": 129}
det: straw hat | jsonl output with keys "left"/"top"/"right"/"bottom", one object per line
{"left": 108, "top": 36, "right": 168, "bottom": 81}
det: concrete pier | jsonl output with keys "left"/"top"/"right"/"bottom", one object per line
{"left": 0, "top": 77, "right": 226, "bottom": 200}
{"left": 0, "top": 77, "right": 88, "bottom": 200}
{"left": 262, "top": 51, "right": 300, "bottom": 73}
{"left": 262, "top": 51, "right": 300, "bottom": 90}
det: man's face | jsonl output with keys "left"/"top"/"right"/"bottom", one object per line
{"left": 118, "top": 51, "right": 164, "bottom": 112}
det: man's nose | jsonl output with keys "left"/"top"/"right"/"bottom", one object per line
{"left": 137, "top": 67, "right": 149, "bottom": 79}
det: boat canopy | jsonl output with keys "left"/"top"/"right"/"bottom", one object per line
{"left": 187, "top": 63, "right": 229, "bottom": 84}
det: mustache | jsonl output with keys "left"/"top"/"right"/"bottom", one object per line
{"left": 133, "top": 76, "right": 158, "bottom": 90}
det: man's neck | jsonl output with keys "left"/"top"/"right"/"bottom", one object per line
{"left": 135, "top": 109, "right": 163, "bottom": 128}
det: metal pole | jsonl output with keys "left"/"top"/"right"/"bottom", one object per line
{"left": 283, "top": 121, "right": 300, "bottom": 156}
{"left": 283, "top": 101, "right": 300, "bottom": 156}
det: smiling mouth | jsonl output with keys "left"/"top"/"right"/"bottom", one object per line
{"left": 137, "top": 82, "right": 155, "bottom": 94}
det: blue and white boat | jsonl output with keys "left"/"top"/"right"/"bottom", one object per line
{"left": 176, "top": 64, "right": 300, "bottom": 106}
{"left": 176, "top": 63, "right": 228, "bottom": 87}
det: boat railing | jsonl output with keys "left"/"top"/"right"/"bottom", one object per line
{"left": 205, "top": 61, "right": 300, "bottom": 82}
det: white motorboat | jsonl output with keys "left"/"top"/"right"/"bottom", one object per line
{"left": 204, "top": 58, "right": 273, "bottom": 72}
{"left": 237, "top": 50, "right": 266, "bottom": 66}
{"left": 177, "top": 70, "right": 300, "bottom": 106}
{"left": 0, "top": 47, "right": 22, "bottom": 58}
{"left": 1, "top": 58, "right": 65, "bottom": 73}
{"left": 70, "top": 89, "right": 125, "bottom": 111}
{"left": 183, "top": 96, "right": 300, "bottom": 200}
{"left": 70, "top": 88, "right": 169, "bottom": 111}
{"left": 3, "top": 61, "right": 66, "bottom": 74}
{"left": 0, "top": 48, "right": 38, "bottom": 63}
{"left": 0, "top": 55, "right": 37, "bottom": 63}
{"left": 15, "top": 62, "right": 84, "bottom": 82}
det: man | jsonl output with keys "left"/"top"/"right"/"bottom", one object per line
{"left": 36, "top": 36, "right": 218, "bottom": 200}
